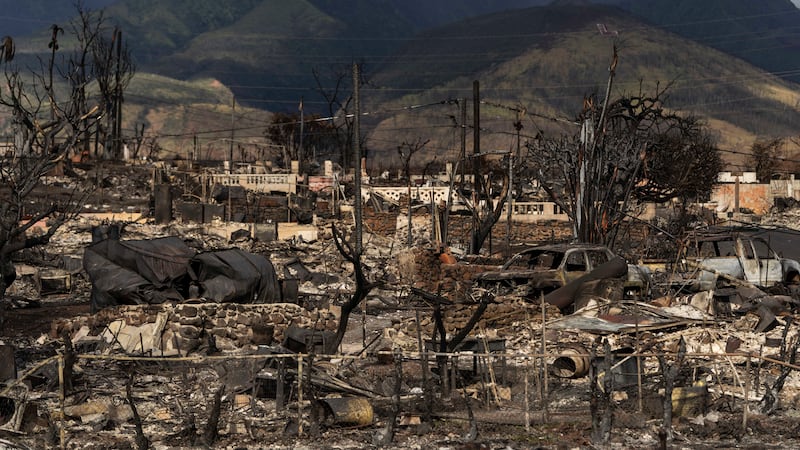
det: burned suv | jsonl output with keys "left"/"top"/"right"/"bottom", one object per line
{"left": 668, "top": 231, "right": 800, "bottom": 292}
{"left": 473, "top": 243, "right": 651, "bottom": 300}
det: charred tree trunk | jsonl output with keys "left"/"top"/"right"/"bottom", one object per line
{"left": 329, "top": 224, "right": 380, "bottom": 353}
{"left": 657, "top": 337, "right": 686, "bottom": 443}
{"left": 126, "top": 375, "right": 150, "bottom": 450}
{"left": 590, "top": 340, "right": 613, "bottom": 444}
{"left": 202, "top": 385, "right": 225, "bottom": 446}
{"left": 469, "top": 173, "right": 509, "bottom": 255}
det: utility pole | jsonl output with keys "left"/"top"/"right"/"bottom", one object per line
{"left": 473, "top": 81, "right": 481, "bottom": 190}
{"left": 470, "top": 80, "right": 481, "bottom": 254}
{"left": 229, "top": 95, "right": 235, "bottom": 173}
{"left": 506, "top": 152, "right": 513, "bottom": 257}
{"left": 114, "top": 28, "right": 123, "bottom": 159}
{"left": 228, "top": 95, "right": 235, "bottom": 222}
{"left": 299, "top": 97, "right": 305, "bottom": 175}
{"left": 460, "top": 98, "right": 467, "bottom": 185}
{"left": 507, "top": 117, "right": 522, "bottom": 257}
{"left": 353, "top": 63, "right": 363, "bottom": 254}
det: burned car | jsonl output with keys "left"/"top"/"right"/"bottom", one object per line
{"left": 473, "top": 244, "right": 651, "bottom": 301}
{"left": 665, "top": 230, "right": 800, "bottom": 293}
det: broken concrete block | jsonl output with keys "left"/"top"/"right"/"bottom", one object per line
{"left": 178, "top": 201, "right": 203, "bottom": 223}
{"left": 253, "top": 222, "right": 278, "bottom": 242}
{"left": 203, "top": 204, "right": 225, "bottom": 223}
{"left": 672, "top": 382, "right": 708, "bottom": 417}
{"left": 63, "top": 400, "right": 133, "bottom": 424}
{"left": 154, "top": 184, "right": 172, "bottom": 224}
{"left": 230, "top": 228, "right": 251, "bottom": 242}
{"left": 178, "top": 315, "right": 203, "bottom": 327}
{"left": 36, "top": 269, "right": 72, "bottom": 296}
{"left": 251, "top": 324, "right": 274, "bottom": 345}
{"left": 178, "top": 305, "right": 198, "bottom": 317}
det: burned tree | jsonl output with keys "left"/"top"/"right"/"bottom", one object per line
{"left": 634, "top": 115, "right": 722, "bottom": 206}
{"left": 0, "top": 11, "right": 129, "bottom": 300}
{"left": 88, "top": 9, "right": 134, "bottom": 160}
{"left": 524, "top": 48, "right": 721, "bottom": 245}
{"left": 312, "top": 62, "right": 370, "bottom": 172}
{"left": 464, "top": 81, "right": 510, "bottom": 255}
{"left": 264, "top": 111, "right": 339, "bottom": 171}
{"left": 467, "top": 159, "right": 510, "bottom": 254}
{"left": 326, "top": 63, "right": 384, "bottom": 352}
{"left": 397, "top": 138, "right": 429, "bottom": 247}
{"left": 749, "top": 137, "right": 784, "bottom": 183}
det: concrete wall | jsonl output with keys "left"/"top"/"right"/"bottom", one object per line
{"left": 208, "top": 173, "right": 298, "bottom": 194}
{"left": 711, "top": 183, "right": 772, "bottom": 214}
{"left": 771, "top": 177, "right": 800, "bottom": 200}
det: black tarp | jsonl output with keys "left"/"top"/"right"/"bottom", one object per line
{"left": 191, "top": 248, "right": 280, "bottom": 304}
{"left": 84, "top": 237, "right": 280, "bottom": 311}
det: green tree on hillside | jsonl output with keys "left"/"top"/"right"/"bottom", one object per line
{"left": 749, "top": 138, "right": 784, "bottom": 183}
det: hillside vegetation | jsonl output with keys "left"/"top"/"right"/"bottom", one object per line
{"left": 1, "top": 0, "right": 798, "bottom": 168}
{"left": 616, "top": 0, "right": 800, "bottom": 83}
{"left": 363, "top": 4, "right": 800, "bottom": 167}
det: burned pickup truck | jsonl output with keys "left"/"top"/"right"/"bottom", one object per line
{"left": 660, "top": 230, "right": 800, "bottom": 293}
{"left": 473, "top": 244, "right": 651, "bottom": 306}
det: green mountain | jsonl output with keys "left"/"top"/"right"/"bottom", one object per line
{"left": 99, "top": 0, "right": 554, "bottom": 111}
{"left": 362, "top": 3, "right": 800, "bottom": 167}
{"left": 614, "top": 0, "right": 800, "bottom": 83}
{"left": 2, "top": 0, "right": 799, "bottom": 167}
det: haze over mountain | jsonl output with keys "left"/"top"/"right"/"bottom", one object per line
{"left": 364, "top": 2, "right": 800, "bottom": 167}
{"left": 611, "top": 0, "right": 800, "bottom": 83}
{"left": 0, "top": 0, "right": 798, "bottom": 167}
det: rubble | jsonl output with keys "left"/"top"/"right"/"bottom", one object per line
{"left": 52, "top": 302, "right": 337, "bottom": 356}
{"left": 5, "top": 162, "right": 800, "bottom": 448}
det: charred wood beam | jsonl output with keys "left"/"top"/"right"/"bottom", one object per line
{"left": 657, "top": 337, "right": 686, "bottom": 443}
{"left": 590, "top": 340, "right": 613, "bottom": 445}
{"left": 60, "top": 330, "right": 75, "bottom": 394}
{"left": 126, "top": 375, "right": 150, "bottom": 450}
{"left": 448, "top": 293, "right": 494, "bottom": 353}
{"left": 761, "top": 318, "right": 798, "bottom": 415}
{"left": 202, "top": 385, "right": 225, "bottom": 446}
{"left": 329, "top": 223, "right": 382, "bottom": 352}
{"left": 428, "top": 301, "right": 451, "bottom": 393}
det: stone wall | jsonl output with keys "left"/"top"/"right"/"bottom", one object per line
{"left": 363, "top": 210, "right": 398, "bottom": 236}
{"left": 396, "top": 247, "right": 493, "bottom": 300}
{"left": 365, "top": 208, "right": 573, "bottom": 246}
{"left": 52, "top": 302, "right": 338, "bottom": 356}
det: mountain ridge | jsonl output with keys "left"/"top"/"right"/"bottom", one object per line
{"left": 0, "top": 0, "right": 797, "bottom": 166}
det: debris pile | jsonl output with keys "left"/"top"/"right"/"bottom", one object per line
{"left": 51, "top": 302, "right": 338, "bottom": 355}
{"left": 5, "top": 174, "right": 800, "bottom": 448}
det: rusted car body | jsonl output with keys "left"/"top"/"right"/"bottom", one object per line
{"left": 473, "top": 243, "right": 651, "bottom": 300}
